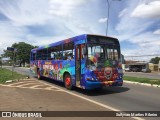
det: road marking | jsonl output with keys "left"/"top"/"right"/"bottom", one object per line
{"left": 0, "top": 79, "right": 62, "bottom": 91}
{"left": 16, "top": 83, "right": 41, "bottom": 87}
{"left": 31, "top": 85, "right": 43, "bottom": 88}
{"left": 7, "top": 81, "right": 37, "bottom": 86}
{"left": 6, "top": 81, "right": 27, "bottom": 86}
{"left": 0, "top": 79, "right": 145, "bottom": 119}
{"left": 0, "top": 84, "right": 62, "bottom": 91}
{"left": 37, "top": 80, "right": 144, "bottom": 120}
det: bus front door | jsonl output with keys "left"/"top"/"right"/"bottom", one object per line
{"left": 75, "top": 45, "right": 82, "bottom": 87}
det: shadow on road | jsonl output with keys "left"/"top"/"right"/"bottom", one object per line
{"left": 74, "top": 87, "right": 130, "bottom": 96}
{"left": 35, "top": 77, "right": 130, "bottom": 96}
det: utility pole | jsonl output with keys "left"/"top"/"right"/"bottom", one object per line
{"left": 106, "top": 0, "right": 110, "bottom": 36}
{"left": 106, "top": 0, "right": 121, "bottom": 36}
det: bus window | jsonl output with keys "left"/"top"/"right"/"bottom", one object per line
{"left": 114, "top": 49, "right": 118, "bottom": 60}
{"left": 106, "top": 47, "right": 119, "bottom": 61}
{"left": 36, "top": 49, "right": 48, "bottom": 60}
{"left": 87, "top": 45, "right": 104, "bottom": 60}
{"left": 31, "top": 52, "right": 36, "bottom": 60}
{"left": 63, "top": 42, "right": 74, "bottom": 60}
{"left": 48, "top": 45, "right": 62, "bottom": 60}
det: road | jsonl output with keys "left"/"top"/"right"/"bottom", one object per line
{"left": 124, "top": 71, "right": 160, "bottom": 79}
{"left": 2, "top": 66, "right": 160, "bottom": 120}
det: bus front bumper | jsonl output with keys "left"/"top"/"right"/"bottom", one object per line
{"left": 85, "top": 80, "right": 123, "bottom": 90}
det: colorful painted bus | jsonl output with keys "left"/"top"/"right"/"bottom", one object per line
{"left": 30, "top": 34, "right": 123, "bottom": 90}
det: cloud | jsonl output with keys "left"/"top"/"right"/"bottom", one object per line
{"left": 48, "top": 0, "right": 88, "bottom": 17}
{"left": 131, "top": 1, "right": 160, "bottom": 18}
{"left": 153, "top": 29, "right": 160, "bottom": 35}
{"left": 98, "top": 17, "right": 108, "bottom": 23}
{"left": 0, "top": 0, "right": 96, "bottom": 55}
{"left": 118, "top": 8, "right": 128, "bottom": 18}
{"left": 0, "top": 0, "right": 52, "bottom": 26}
{"left": 113, "top": 0, "right": 160, "bottom": 61}
{"left": 121, "top": 31, "right": 160, "bottom": 61}
{"left": 0, "top": 0, "right": 159, "bottom": 62}
{"left": 0, "top": 21, "right": 29, "bottom": 54}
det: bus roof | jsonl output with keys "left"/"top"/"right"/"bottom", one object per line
{"left": 31, "top": 34, "right": 119, "bottom": 52}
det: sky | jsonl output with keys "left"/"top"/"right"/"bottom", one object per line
{"left": 0, "top": 0, "right": 160, "bottom": 61}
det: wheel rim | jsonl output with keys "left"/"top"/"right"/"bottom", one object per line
{"left": 65, "top": 77, "right": 71, "bottom": 87}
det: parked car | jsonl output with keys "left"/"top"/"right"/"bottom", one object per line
{"left": 142, "top": 68, "right": 151, "bottom": 73}
{"left": 131, "top": 67, "right": 141, "bottom": 72}
{"left": 124, "top": 65, "right": 130, "bottom": 72}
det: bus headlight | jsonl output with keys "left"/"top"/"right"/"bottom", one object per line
{"left": 118, "top": 69, "right": 123, "bottom": 74}
{"left": 89, "top": 66, "right": 96, "bottom": 71}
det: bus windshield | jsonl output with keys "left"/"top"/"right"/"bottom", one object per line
{"left": 87, "top": 44, "right": 120, "bottom": 67}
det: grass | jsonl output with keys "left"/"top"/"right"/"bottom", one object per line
{"left": 0, "top": 68, "right": 27, "bottom": 84}
{"left": 124, "top": 76, "right": 160, "bottom": 85}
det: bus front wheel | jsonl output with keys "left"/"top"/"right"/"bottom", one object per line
{"left": 64, "top": 74, "right": 73, "bottom": 90}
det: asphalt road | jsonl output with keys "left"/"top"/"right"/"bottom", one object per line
{"left": 2, "top": 66, "right": 160, "bottom": 120}
{"left": 124, "top": 71, "right": 160, "bottom": 79}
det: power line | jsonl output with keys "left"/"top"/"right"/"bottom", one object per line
{"left": 124, "top": 54, "right": 160, "bottom": 57}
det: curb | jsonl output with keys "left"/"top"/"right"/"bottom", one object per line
{"left": 124, "top": 80, "right": 160, "bottom": 88}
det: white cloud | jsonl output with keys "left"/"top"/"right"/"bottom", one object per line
{"left": 0, "top": 0, "right": 96, "bottom": 55}
{"left": 48, "top": 0, "right": 88, "bottom": 17}
{"left": 131, "top": 1, "right": 160, "bottom": 18}
{"left": 0, "top": 0, "right": 52, "bottom": 26}
{"left": 121, "top": 31, "right": 160, "bottom": 61}
{"left": 153, "top": 29, "right": 160, "bottom": 35}
{"left": 119, "top": 8, "right": 128, "bottom": 18}
{"left": 98, "top": 17, "right": 108, "bottom": 23}
{"left": 0, "top": 21, "right": 28, "bottom": 53}
{"left": 114, "top": 0, "right": 160, "bottom": 61}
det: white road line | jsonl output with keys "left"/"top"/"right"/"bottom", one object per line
{"left": 6, "top": 81, "right": 26, "bottom": 86}
{"left": 37, "top": 80, "right": 144, "bottom": 120}
{"left": 0, "top": 84, "right": 60, "bottom": 91}
{"left": 17, "top": 83, "right": 42, "bottom": 87}
{"left": 30, "top": 85, "right": 43, "bottom": 88}
{"left": 7, "top": 81, "right": 37, "bottom": 86}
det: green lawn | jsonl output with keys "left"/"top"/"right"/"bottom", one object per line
{"left": 0, "top": 68, "right": 26, "bottom": 84}
{"left": 124, "top": 76, "right": 160, "bottom": 85}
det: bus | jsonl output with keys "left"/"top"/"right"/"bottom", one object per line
{"left": 30, "top": 34, "right": 123, "bottom": 90}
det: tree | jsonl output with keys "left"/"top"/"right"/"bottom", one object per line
{"left": 0, "top": 56, "right": 2, "bottom": 67}
{"left": 3, "top": 42, "right": 37, "bottom": 66}
{"left": 150, "top": 57, "right": 160, "bottom": 64}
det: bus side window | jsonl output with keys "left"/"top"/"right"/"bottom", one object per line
{"left": 63, "top": 41, "right": 74, "bottom": 60}
{"left": 48, "top": 45, "right": 62, "bottom": 60}
{"left": 31, "top": 52, "right": 36, "bottom": 60}
{"left": 50, "top": 52, "right": 55, "bottom": 60}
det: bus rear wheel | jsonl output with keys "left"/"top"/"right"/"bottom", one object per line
{"left": 64, "top": 74, "right": 73, "bottom": 90}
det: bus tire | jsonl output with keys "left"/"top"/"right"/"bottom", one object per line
{"left": 37, "top": 70, "right": 42, "bottom": 80}
{"left": 64, "top": 74, "right": 73, "bottom": 90}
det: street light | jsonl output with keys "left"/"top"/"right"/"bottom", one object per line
{"left": 106, "top": 0, "right": 121, "bottom": 36}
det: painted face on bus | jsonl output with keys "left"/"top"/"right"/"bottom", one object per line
{"left": 104, "top": 67, "right": 112, "bottom": 80}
